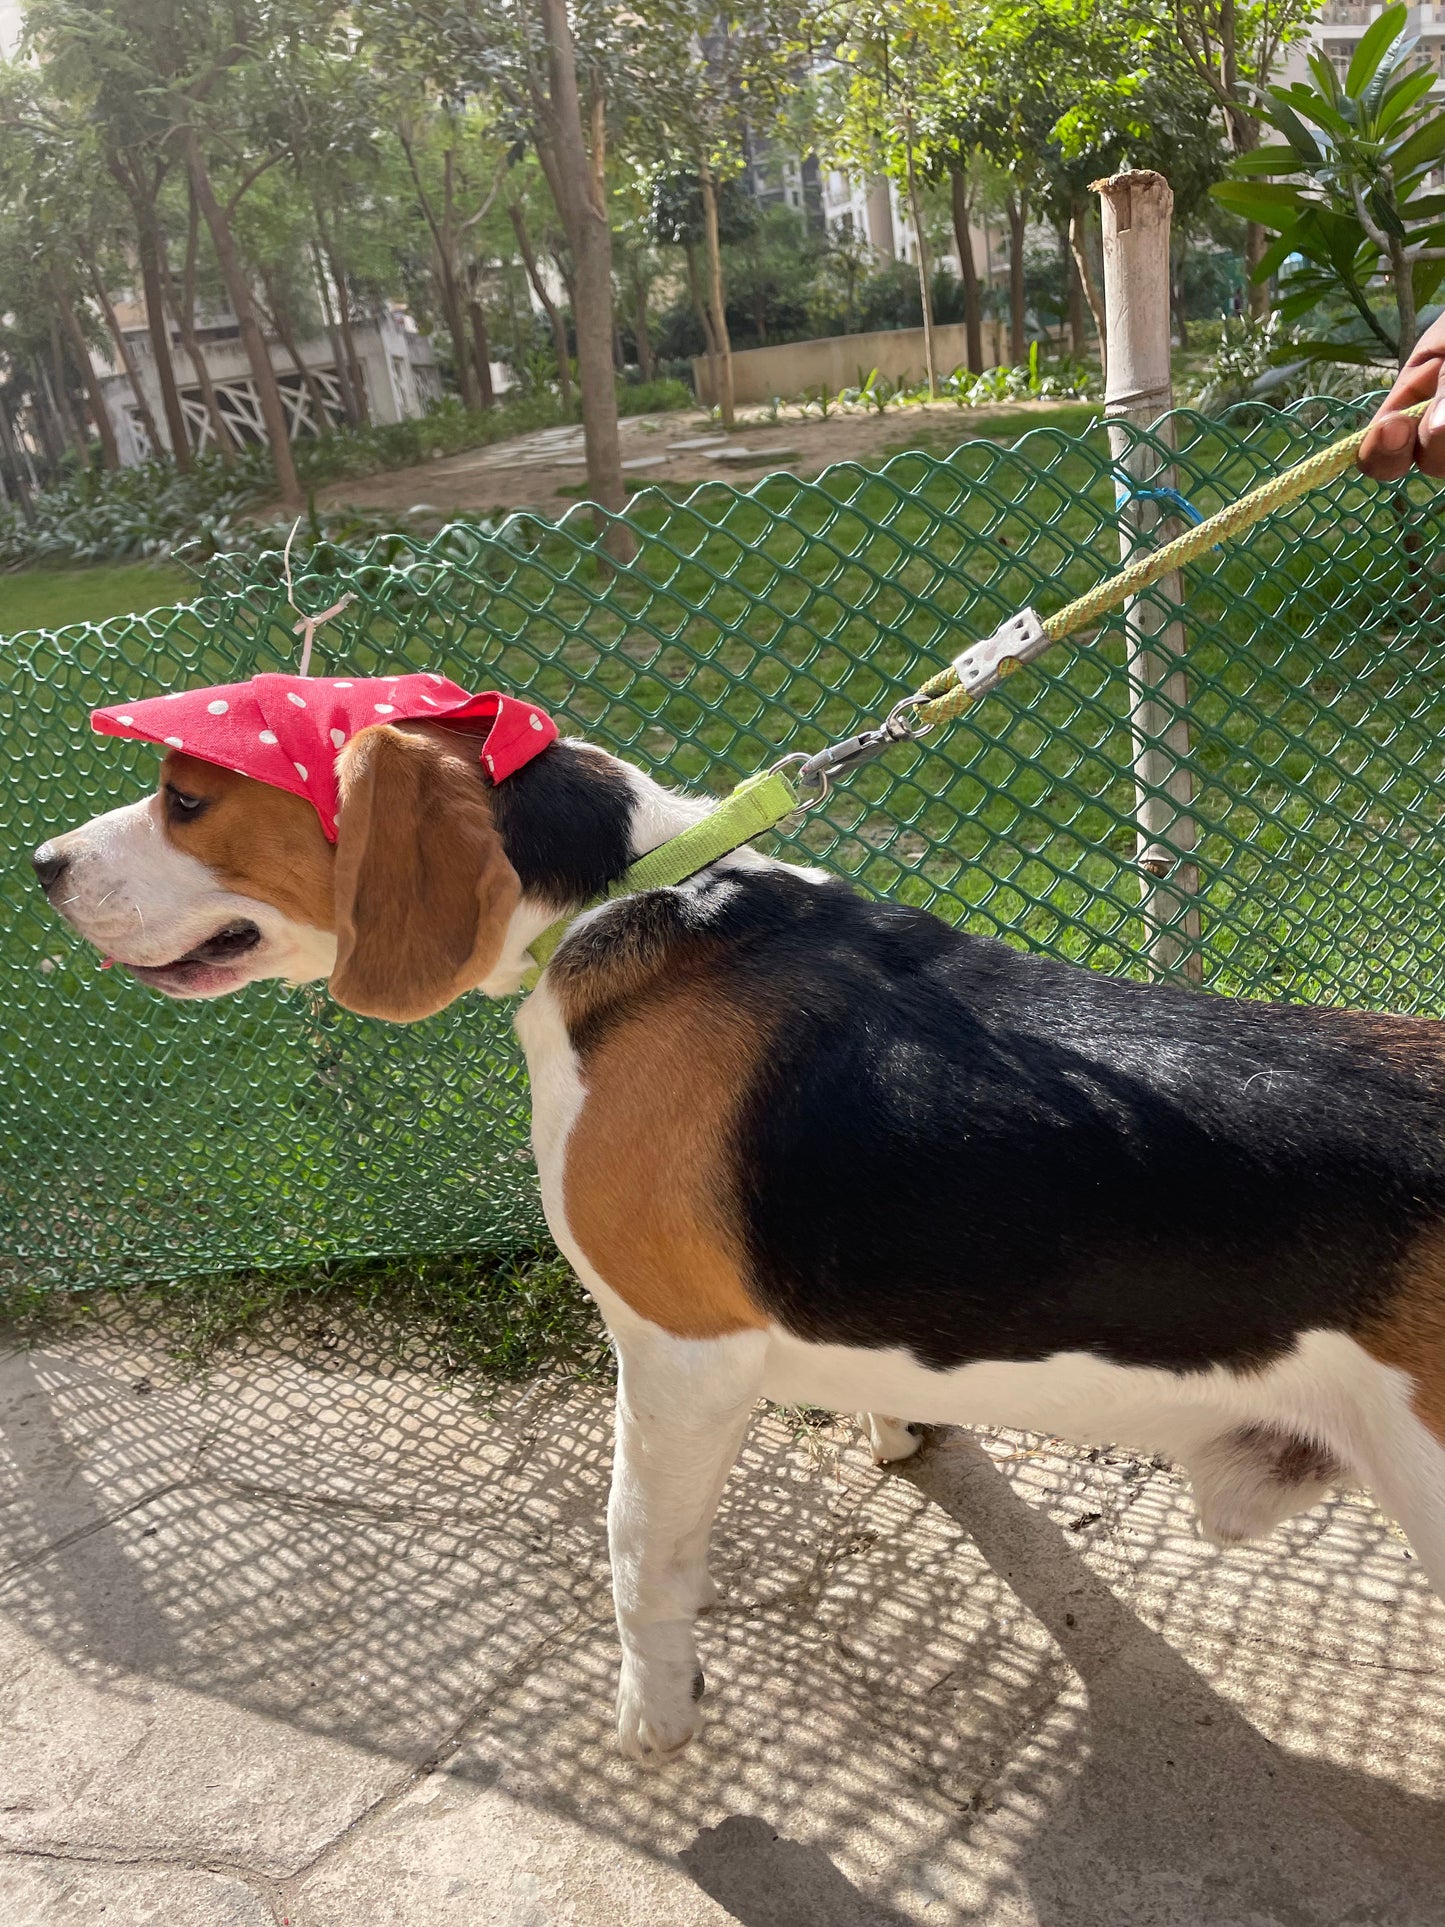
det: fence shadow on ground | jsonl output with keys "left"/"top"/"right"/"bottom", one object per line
{"left": 1, "top": 1304, "right": 1443, "bottom": 1922}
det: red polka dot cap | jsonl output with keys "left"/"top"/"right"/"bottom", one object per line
{"left": 91, "top": 672, "right": 559, "bottom": 841}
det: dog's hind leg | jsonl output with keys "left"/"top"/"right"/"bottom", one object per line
{"left": 865, "top": 1413, "right": 923, "bottom": 1465}
{"left": 608, "top": 1322, "right": 765, "bottom": 1766}
{"left": 1186, "top": 1424, "right": 1342, "bottom": 1547}
{"left": 1351, "top": 1404, "right": 1445, "bottom": 1602}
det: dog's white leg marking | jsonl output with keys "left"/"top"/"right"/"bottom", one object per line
{"left": 865, "top": 1412, "right": 923, "bottom": 1465}
{"left": 609, "top": 1322, "right": 765, "bottom": 1766}
{"left": 1350, "top": 1394, "right": 1445, "bottom": 1599}
{"left": 1373, "top": 1446, "right": 1445, "bottom": 1599}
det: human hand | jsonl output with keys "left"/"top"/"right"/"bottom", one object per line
{"left": 1358, "top": 321, "right": 1445, "bottom": 479}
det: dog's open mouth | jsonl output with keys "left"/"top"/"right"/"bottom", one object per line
{"left": 117, "top": 919, "right": 263, "bottom": 997}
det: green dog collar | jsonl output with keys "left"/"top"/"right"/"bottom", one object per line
{"left": 519, "top": 766, "right": 801, "bottom": 992}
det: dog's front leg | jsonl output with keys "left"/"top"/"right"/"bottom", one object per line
{"left": 608, "top": 1323, "right": 765, "bottom": 1765}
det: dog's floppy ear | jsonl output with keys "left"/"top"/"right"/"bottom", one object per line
{"left": 330, "top": 723, "right": 521, "bottom": 1022}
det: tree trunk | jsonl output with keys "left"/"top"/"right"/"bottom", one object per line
{"left": 683, "top": 241, "right": 720, "bottom": 401}
{"left": 0, "top": 395, "right": 36, "bottom": 527}
{"left": 949, "top": 166, "right": 984, "bottom": 374}
{"left": 510, "top": 202, "right": 574, "bottom": 406}
{"left": 89, "top": 267, "right": 161, "bottom": 454}
{"left": 437, "top": 250, "right": 477, "bottom": 408}
{"left": 1244, "top": 221, "right": 1271, "bottom": 320}
{"left": 903, "top": 112, "right": 937, "bottom": 397}
{"left": 699, "top": 163, "right": 735, "bottom": 427}
{"left": 1389, "top": 232, "right": 1419, "bottom": 366}
{"left": 49, "top": 319, "right": 89, "bottom": 464}
{"left": 1062, "top": 224, "right": 1086, "bottom": 357}
{"left": 182, "top": 127, "right": 301, "bottom": 507}
{"left": 30, "top": 356, "right": 66, "bottom": 468}
{"left": 1171, "top": 249, "right": 1191, "bottom": 350}
{"left": 1225, "top": 108, "right": 1271, "bottom": 322}
{"left": 537, "top": 0, "right": 630, "bottom": 553}
{"left": 311, "top": 241, "right": 362, "bottom": 426}
{"left": 1068, "top": 195, "right": 1107, "bottom": 378}
{"left": 317, "top": 217, "right": 368, "bottom": 422}
{"left": 259, "top": 274, "right": 332, "bottom": 433}
{"left": 1007, "top": 194, "right": 1028, "bottom": 364}
{"left": 631, "top": 264, "right": 655, "bottom": 380}
{"left": 171, "top": 298, "right": 235, "bottom": 463}
{"left": 468, "top": 290, "right": 497, "bottom": 408}
{"left": 56, "top": 291, "right": 121, "bottom": 468}
{"left": 168, "top": 186, "right": 236, "bottom": 463}
{"left": 398, "top": 131, "right": 475, "bottom": 410}
{"left": 132, "top": 192, "right": 192, "bottom": 470}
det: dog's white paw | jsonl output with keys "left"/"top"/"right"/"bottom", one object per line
{"left": 866, "top": 1413, "right": 923, "bottom": 1465}
{"left": 616, "top": 1625, "right": 705, "bottom": 1767}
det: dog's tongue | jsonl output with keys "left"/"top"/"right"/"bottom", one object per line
{"left": 99, "top": 957, "right": 113, "bottom": 969}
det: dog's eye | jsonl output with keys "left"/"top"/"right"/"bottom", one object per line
{"left": 165, "top": 785, "right": 209, "bottom": 822}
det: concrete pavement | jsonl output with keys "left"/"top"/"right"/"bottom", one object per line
{"left": 1, "top": 1312, "right": 1442, "bottom": 1925}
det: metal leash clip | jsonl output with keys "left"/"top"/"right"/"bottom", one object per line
{"left": 792, "top": 711, "right": 917, "bottom": 801}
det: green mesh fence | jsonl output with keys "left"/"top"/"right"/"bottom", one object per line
{"left": 5, "top": 396, "right": 1444, "bottom": 1292}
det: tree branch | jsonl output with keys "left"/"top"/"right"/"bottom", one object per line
{"left": 1352, "top": 178, "right": 1391, "bottom": 252}
{"left": 458, "top": 149, "right": 513, "bottom": 235}
{"left": 224, "top": 149, "right": 285, "bottom": 217}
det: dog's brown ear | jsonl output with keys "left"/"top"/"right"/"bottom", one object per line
{"left": 330, "top": 724, "right": 520, "bottom": 1022}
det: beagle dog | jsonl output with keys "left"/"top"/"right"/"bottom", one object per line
{"left": 34, "top": 713, "right": 1445, "bottom": 1764}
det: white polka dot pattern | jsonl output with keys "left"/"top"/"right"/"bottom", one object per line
{"left": 90, "top": 673, "right": 559, "bottom": 843}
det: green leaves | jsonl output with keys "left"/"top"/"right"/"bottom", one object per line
{"left": 1216, "top": 0, "right": 1445, "bottom": 366}
{"left": 1229, "top": 144, "right": 1313, "bottom": 176}
{"left": 1212, "top": 180, "right": 1305, "bottom": 228}
{"left": 1346, "top": 4, "right": 1408, "bottom": 97}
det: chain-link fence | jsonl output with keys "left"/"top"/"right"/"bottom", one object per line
{"left": 4, "top": 396, "right": 1443, "bottom": 1292}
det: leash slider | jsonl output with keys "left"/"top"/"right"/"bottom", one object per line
{"left": 950, "top": 608, "right": 1049, "bottom": 697}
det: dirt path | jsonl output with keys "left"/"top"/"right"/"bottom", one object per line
{"left": 311, "top": 399, "right": 1099, "bottom": 523}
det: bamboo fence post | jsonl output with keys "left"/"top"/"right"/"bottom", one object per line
{"left": 1094, "top": 168, "right": 1202, "bottom": 984}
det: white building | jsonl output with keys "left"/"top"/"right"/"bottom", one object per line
{"left": 816, "top": 167, "right": 1002, "bottom": 300}
{"left": 93, "top": 298, "right": 441, "bottom": 466}
{"left": 1283, "top": 0, "right": 1445, "bottom": 86}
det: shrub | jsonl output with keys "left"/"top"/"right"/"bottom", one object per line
{"left": 0, "top": 380, "right": 688, "bottom": 574}
{"left": 1181, "top": 313, "right": 1391, "bottom": 413}
{"left": 616, "top": 377, "right": 693, "bottom": 414}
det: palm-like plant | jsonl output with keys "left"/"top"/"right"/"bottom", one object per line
{"left": 1213, "top": 2, "right": 1445, "bottom": 366}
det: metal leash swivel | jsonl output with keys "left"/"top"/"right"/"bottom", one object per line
{"left": 785, "top": 708, "right": 919, "bottom": 802}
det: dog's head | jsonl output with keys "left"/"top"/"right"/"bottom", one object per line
{"left": 34, "top": 723, "right": 527, "bottom": 1021}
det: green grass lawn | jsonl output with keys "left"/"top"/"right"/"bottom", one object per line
{"left": 882, "top": 401, "right": 1105, "bottom": 458}
{"left": 0, "top": 562, "right": 193, "bottom": 639}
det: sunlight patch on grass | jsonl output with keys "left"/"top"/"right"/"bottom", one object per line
{"left": 1, "top": 562, "right": 194, "bottom": 639}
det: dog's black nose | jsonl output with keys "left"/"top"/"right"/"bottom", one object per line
{"left": 32, "top": 845, "right": 69, "bottom": 893}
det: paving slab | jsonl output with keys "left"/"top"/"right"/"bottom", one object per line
{"left": 0, "top": 1315, "right": 1442, "bottom": 1925}
{"left": 0, "top": 1859, "right": 274, "bottom": 1925}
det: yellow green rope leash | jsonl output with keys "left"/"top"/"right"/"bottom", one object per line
{"left": 904, "top": 401, "right": 1430, "bottom": 734}
{"left": 521, "top": 403, "right": 1428, "bottom": 986}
